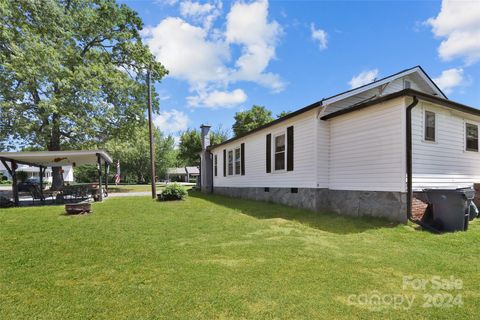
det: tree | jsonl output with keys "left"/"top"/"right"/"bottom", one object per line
{"left": 277, "top": 111, "right": 292, "bottom": 118}
{"left": 178, "top": 128, "right": 229, "bottom": 166}
{"left": 232, "top": 105, "right": 274, "bottom": 137}
{"left": 104, "top": 125, "right": 177, "bottom": 183}
{"left": 73, "top": 165, "right": 98, "bottom": 183}
{"left": 0, "top": 0, "right": 167, "bottom": 188}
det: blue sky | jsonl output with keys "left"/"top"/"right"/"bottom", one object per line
{"left": 121, "top": 0, "right": 480, "bottom": 138}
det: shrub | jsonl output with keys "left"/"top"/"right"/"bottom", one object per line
{"left": 74, "top": 165, "right": 98, "bottom": 183}
{"left": 158, "top": 183, "right": 188, "bottom": 201}
{"left": 16, "top": 171, "right": 28, "bottom": 183}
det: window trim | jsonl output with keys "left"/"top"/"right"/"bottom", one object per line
{"left": 234, "top": 147, "right": 241, "bottom": 175}
{"left": 214, "top": 154, "right": 217, "bottom": 177}
{"left": 465, "top": 122, "right": 479, "bottom": 152}
{"left": 273, "top": 131, "right": 287, "bottom": 172}
{"left": 227, "top": 150, "right": 234, "bottom": 175}
{"left": 226, "top": 145, "right": 243, "bottom": 177}
{"left": 423, "top": 109, "right": 436, "bottom": 143}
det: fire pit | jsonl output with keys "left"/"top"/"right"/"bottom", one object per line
{"left": 65, "top": 202, "right": 91, "bottom": 215}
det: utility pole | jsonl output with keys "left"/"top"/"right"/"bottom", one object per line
{"left": 147, "top": 69, "right": 157, "bottom": 199}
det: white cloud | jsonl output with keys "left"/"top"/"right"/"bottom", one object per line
{"left": 348, "top": 69, "right": 379, "bottom": 89}
{"left": 433, "top": 67, "right": 465, "bottom": 94}
{"left": 187, "top": 88, "right": 247, "bottom": 109}
{"left": 156, "top": 0, "right": 179, "bottom": 6}
{"left": 427, "top": 0, "right": 480, "bottom": 64}
{"left": 142, "top": 17, "right": 229, "bottom": 86}
{"left": 179, "top": 1, "right": 222, "bottom": 30}
{"left": 180, "top": 1, "right": 215, "bottom": 16}
{"left": 225, "top": 0, "right": 285, "bottom": 92}
{"left": 143, "top": 0, "right": 284, "bottom": 108}
{"left": 153, "top": 109, "right": 190, "bottom": 134}
{"left": 310, "top": 23, "right": 328, "bottom": 50}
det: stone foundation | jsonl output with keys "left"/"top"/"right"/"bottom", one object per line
{"left": 213, "top": 187, "right": 407, "bottom": 223}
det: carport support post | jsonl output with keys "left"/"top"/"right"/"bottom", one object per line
{"left": 39, "top": 166, "right": 44, "bottom": 203}
{"left": 97, "top": 154, "right": 103, "bottom": 202}
{"left": 11, "top": 161, "right": 19, "bottom": 206}
{"left": 104, "top": 162, "right": 109, "bottom": 194}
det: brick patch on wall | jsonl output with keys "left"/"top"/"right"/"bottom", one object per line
{"left": 474, "top": 184, "right": 480, "bottom": 208}
{"left": 412, "top": 192, "right": 429, "bottom": 221}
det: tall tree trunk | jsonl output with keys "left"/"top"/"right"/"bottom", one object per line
{"left": 48, "top": 113, "right": 64, "bottom": 190}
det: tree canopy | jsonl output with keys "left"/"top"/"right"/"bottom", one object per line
{"left": 0, "top": 0, "right": 167, "bottom": 186}
{"left": 276, "top": 110, "right": 292, "bottom": 118}
{"left": 232, "top": 105, "right": 274, "bottom": 137}
{"left": 178, "top": 128, "right": 229, "bottom": 166}
{"left": 104, "top": 125, "right": 178, "bottom": 183}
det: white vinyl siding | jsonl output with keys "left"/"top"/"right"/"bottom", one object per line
{"left": 329, "top": 98, "right": 406, "bottom": 192}
{"left": 209, "top": 73, "right": 480, "bottom": 194}
{"left": 212, "top": 109, "right": 318, "bottom": 188}
{"left": 316, "top": 117, "right": 330, "bottom": 188}
{"left": 412, "top": 102, "right": 480, "bottom": 190}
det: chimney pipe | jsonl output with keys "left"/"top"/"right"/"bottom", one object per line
{"left": 199, "top": 124, "right": 213, "bottom": 193}
{"left": 200, "top": 124, "right": 211, "bottom": 150}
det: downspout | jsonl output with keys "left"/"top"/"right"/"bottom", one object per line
{"left": 406, "top": 96, "right": 440, "bottom": 233}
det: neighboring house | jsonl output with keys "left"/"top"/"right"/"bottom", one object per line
{"left": 166, "top": 166, "right": 199, "bottom": 183}
{"left": 0, "top": 163, "right": 73, "bottom": 183}
{"left": 199, "top": 66, "right": 480, "bottom": 222}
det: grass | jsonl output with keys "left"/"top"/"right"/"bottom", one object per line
{"left": 108, "top": 184, "right": 166, "bottom": 193}
{"left": 107, "top": 183, "right": 194, "bottom": 193}
{"left": 0, "top": 192, "right": 479, "bottom": 319}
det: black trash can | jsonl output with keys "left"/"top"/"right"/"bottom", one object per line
{"left": 424, "top": 188, "right": 475, "bottom": 232}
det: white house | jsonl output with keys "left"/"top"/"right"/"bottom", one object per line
{"left": 0, "top": 163, "right": 74, "bottom": 183}
{"left": 199, "top": 66, "right": 480, "bottom": 222}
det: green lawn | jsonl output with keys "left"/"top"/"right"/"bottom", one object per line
{"left": 0, "top": 192, "right": 479, "bottom": 319}
{"left": 107, "top": 183, "right": 194, "bottom": 193}
{"left": 107, "top": 184, "right": 164, "bottom": 193}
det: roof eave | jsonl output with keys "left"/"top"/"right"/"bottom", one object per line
{"left": 321, "top": 89, "right": 479, "bottom": 121}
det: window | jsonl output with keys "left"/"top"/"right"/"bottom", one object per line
{"left": 234, "top": 148, "right": 241, "bottom": 175}
{"left": 274, "top": 134, "right": 285, "bottom": 171}
{"left": 404, "top": 80, "right": 411, "bottom": 89}
{"left": 228, "top": 150, "right": 233, "bottom": 175}
{"left": 466, "top": 123, "right": 478, "bottom": 152}
{"left": 214, "top": 155, "right": 217, "bottom": 176}
{"left": 424, "top": 111, "right": 435, "bottom": 141}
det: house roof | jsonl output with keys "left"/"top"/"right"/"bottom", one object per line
{"left": 321, "top": 65, "right": 446, "bottom": 105}
{"left": 321, "top": 89, "right": 480, "bottom": 120}
{"left": 185, "top": 166, "right": 200, "bottom": 175}
{"left": 0, "top": 150, "right": 112, "bottom": 167}
{"left": 167, "top": 168, "right": 187, "bottom": 175}
{"left": 208, "top": 66, "right": 448, "bottom": 150}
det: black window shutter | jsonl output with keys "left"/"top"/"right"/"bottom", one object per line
{"left": 241, "top": 143, "right": 245, "bottom": 175}
{"left": 287, "top": 126, "right": 294, "bottom": 171}
{"left": 266, "top": 134, "right": 271, "bottom": 173}
{"left": 223, "top": 149, "right": 226, "bottom": 177}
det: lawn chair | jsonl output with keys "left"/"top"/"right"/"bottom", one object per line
{"left": 29, "top": 185, "right": 53, "bottom": 205}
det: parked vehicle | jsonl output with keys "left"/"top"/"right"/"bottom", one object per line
{"left": 17, "top": 178, "right": 42, "bottom": 192}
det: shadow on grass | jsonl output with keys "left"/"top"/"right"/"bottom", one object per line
{"left": 189, "top": 191, "right": 400, "bottom": 235}
{"left": 108, "top": 187, "right": 137, "bottom": 193}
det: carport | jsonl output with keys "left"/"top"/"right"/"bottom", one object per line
{"left": 0, "top": 150, "right": 112, "bottom": 206}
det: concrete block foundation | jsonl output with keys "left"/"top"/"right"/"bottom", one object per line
{"left": 213, "top": 187, "right": 407, "bottom": 223}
